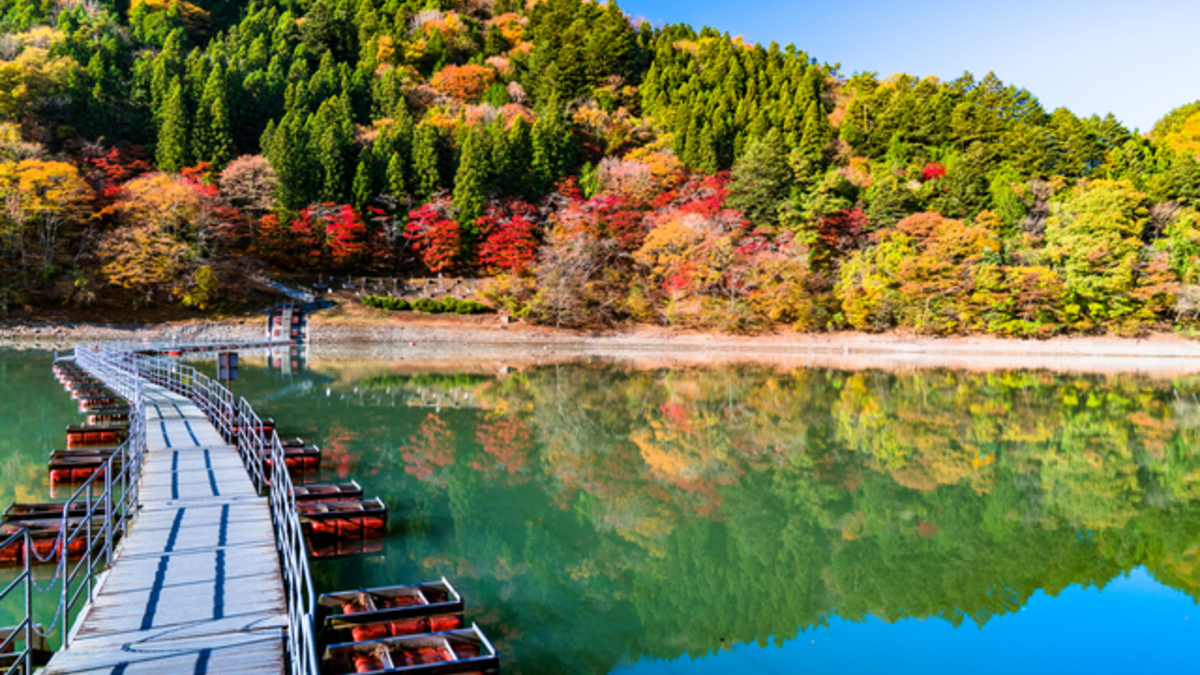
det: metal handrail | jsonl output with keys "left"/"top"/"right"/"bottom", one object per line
{"left": 0, "top": 527, "right": 34, "bottom": 675}
{"left": 70, "top": 342, "right": 318, "bottom": 675}
{"left": 0, "top": 348, "right": 148, "bottom": 675}
{"left": 63, "top": 348, "right": 148, "bottom": 648}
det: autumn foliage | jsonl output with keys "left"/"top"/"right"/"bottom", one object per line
{"left": 430, "top": 64, "right": 496, "bottom": 102}
{"left": 406, "top": 201, "right": 462, "bottom": 273}
{"left": 476, "top": 201, "right": 540, "bottom": 275}
{"left": 0, "top": 0, "right": 1198, "bottom": 334}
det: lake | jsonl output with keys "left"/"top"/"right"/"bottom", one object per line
{"left": 2, "top": 345, "right": 1199, "bottom": 673}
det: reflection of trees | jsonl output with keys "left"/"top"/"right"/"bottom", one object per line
{"left": 427, "top": 366, "right": 1200, "bottom": 673}
{"left": 0, "top": 351, "right": 75, "bottom": 507}
{"left": 223, "top": 361, "right": 1200, "bottom": 675}
{"left": 401, "top": 413, "right": 457, "bottom": 486}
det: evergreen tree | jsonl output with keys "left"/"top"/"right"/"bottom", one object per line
{"left": 266, "top": 112, "right": 312, "bottom": 211}
{"left": 587, "top": 1, "right": 638, "bottom": 84}
{"left": 531, "top": 102, "right": 574, "bottom": 196}
{"left": 309, "top": 51, "right": 339, "bottom": 106}
{"left": 386, "top": 152, "right": 408, "bottom": 198}
{"left": 412, "top": 123, "right": 442, "bottom": 202}
{"left": 507, "top": 115, "right": 533, "bottom": 172}
{"left": 351, "top": 147, "right": 376, "bottom": 210}
{"left": 196, "top": 64, "right": 234, "bottom": 168}
{"left": 183, "top": 48, "right": 206, "bottom": 112}
{"left": 790, "top": 100, "right": 831, "bottom": 187}
{"left": 150, "top": 29, "right": 186, "bottom": 118}
{"left": 454, "top": 127, "right": 490, "bottom": 224}
{"left": 157, "top": 78, "right": 191, "bottom": 172}
{"left": 1168, "top": 155, "right": 1200, "bottom": 205}
{"left": 727, "top": 129, "right": 792, "bottom": 229}
{"left": 684, "top": 117, "right": 719, "bottom": 174}
{"left": 312, "top": 96, "right": 355, "bottom": 203}
{"left": 382, "top": 107, "right": 415, "bottom": 198}
{"left": 489, "top": 117, "right": 513, "bottom": 195}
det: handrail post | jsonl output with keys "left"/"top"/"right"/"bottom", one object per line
{"left": 24, "top": 529, "right": 32, "bottom": 675}
{"left": 105, "top": 456, "right": 113, "bottom": 568}
{"left": 85, "top": 482, "right": 93, "bottom": 602}
{"left": 60, "top": 512, "right": 67, "bottom": 648}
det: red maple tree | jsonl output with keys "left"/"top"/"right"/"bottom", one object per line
{"left": 406, "top": 203, "right": 462, "bottom": 273}
{"left": 477, "top": 201, "right": 540, "bottom": 275}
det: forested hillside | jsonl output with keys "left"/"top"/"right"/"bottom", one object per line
{"left": 2, "top": 0, "right": 1200, "bottom": 334}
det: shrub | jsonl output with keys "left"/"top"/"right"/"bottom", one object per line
{"left": 454, "top": 299, "right": 487, "bottom": 314}
{"left": 412, "top": 297, "right": 439, "bottom": 312}
{"left": 362, "top": 295, "right": 410, "bottom": 311}
{"left": 363, "top": 294, "right": 487, "bottom": 314}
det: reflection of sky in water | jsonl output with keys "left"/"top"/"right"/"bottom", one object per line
{"left": 616, "top": 568, "right": 1198, "bottom": 675}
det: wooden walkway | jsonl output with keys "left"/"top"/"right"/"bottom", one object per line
{"left": 42, "top": 384, "right": 287, "bottom": 675}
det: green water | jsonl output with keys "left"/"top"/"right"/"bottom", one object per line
{"left": 213, "top": 354, "right": 1200, "bottom": 674}
{"left": 4, "top": 347, "right": 1200, "bottom": 672}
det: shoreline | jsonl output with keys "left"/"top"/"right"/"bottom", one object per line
{"left": 3, "top": 316, "right": 1200, "bottom": 376}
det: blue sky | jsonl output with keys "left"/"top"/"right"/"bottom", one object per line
{"left": 617, "top": 0, "right": 1200, "bottom": 132}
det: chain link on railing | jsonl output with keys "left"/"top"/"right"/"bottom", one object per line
{"left": 69, "top": 341, "right": 318, "bottom": 675}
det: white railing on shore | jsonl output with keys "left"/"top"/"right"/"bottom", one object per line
{"left": 70, "top": 342, "right": 318, "bottom": 675}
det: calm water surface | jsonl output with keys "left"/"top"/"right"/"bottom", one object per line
{"left": 3, "top": 347, "right": 1200, "bottom": 672}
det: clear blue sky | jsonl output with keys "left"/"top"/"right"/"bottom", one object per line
{"left": 618, "top": 0, "right": 1200, "bottom": 132}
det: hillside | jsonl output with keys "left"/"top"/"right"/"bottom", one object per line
{"left": 1, "top": 0, "right": 1200, "bottom": 335}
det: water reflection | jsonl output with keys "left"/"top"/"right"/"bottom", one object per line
{"left": 0, "top": 349, "right": 1175, "bottom": 671}
{"left": 205, "top": 358, "right": 1200, "bottom": 673}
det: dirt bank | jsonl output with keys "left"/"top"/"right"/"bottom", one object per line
{"left": 4, "top": 310, "right": 1200, "bottom": 376}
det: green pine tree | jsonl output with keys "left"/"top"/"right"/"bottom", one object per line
{"left": 790, "top": 100, "right": 832, "bottom": 186}
{"left": 351, "top": 147, "right": 376, "bottom": 210}
{"left": 507, "top": 115, "right": 534, "bottom": 196}
{"left": 453, "top": 127, "right": 490, "bottom": 224}
{"left": 586, "top": 1, "right": 637, "bottom": 83}
{"left": 196, "top": 64, "right": 234, "bottom": 168}
{"left": 312, "top": 96, "right": 354, "bottom": 203}
{"left": 727, "top": 129, "right": 792, "bottom": 229}
{"left": 157, "top": 78, "right": 191, "bottom": 172}
{"left": 488, "top": 117, "right": 513, "bottom": 195}
{"left": 412, "top": 123, "right": 442, "bottom": 202}
{"left": 149, "top": 29, "right": 185, "bottom": 118}
{"left": 266, "top": 112, "right": 313, "bottom": 211}
{"left": 386, "top": 152, "right": 408, "bottom": 198}
{"left": 530, "top": 102, "right": 573, "bottom": 196}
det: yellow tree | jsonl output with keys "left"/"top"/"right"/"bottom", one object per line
{"left": 99, "top": 173, "right": 207, "bottom": 304}
{"left": 0, "top": 29, "right": 78, "bottom": 125}
{"left": 633, "top": 212, "right": 737, "bottom": 324}
{"left": 1163, "top": 110, "right": 1200, "bottom": 159}
{"left": 0, "top": 158, "right": 89, "bottom": 277}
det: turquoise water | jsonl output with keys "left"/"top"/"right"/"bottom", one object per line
{"left": 3, "top": 347, "right": 1200, "bottom": 672}
{"left": 216, "top": 354, "right": 1200, "bottom": 674}
{"left": 0, "top": 348, "right": 100, "bottom": 647}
